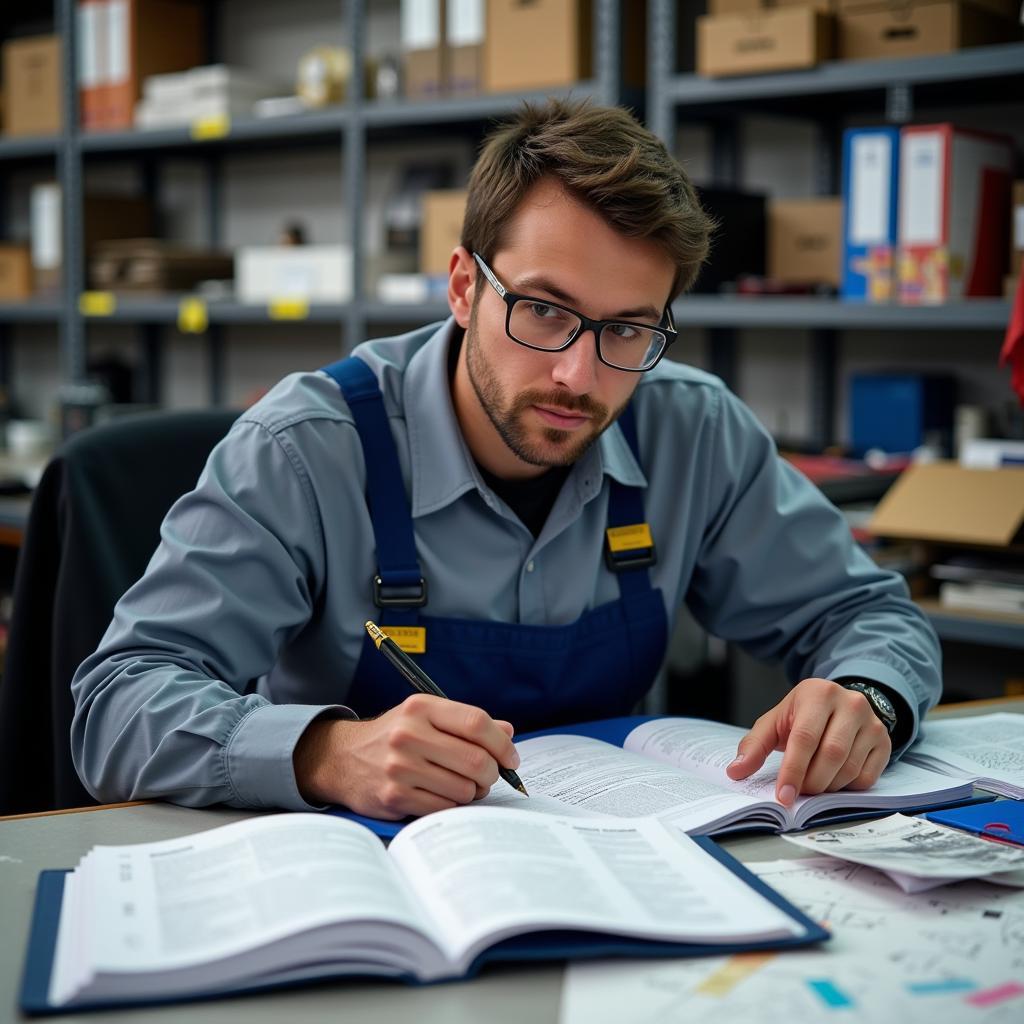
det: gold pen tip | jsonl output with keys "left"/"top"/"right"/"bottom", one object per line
{"left": 516, "top": 783, "right": 529, "bottom": 797}
{"left": 364, "top": 620, "right": 385, "bottom": 649}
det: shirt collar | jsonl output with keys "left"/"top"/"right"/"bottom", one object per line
{"left": 403, "top": 317, "right": 648, "bottom": 519}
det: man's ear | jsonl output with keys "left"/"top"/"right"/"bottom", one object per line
{"left": 448, "top": 247, "right": 476, "bottom": 328}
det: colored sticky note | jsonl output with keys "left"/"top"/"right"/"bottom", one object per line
{"left": 695, "top": 953, "right": 776, "bottom": 996}
{"left": 191, "top": 114, "right": 230, "bottom": 140}
{"left": 906, "top": 979, "right": 977, "bottom": 995}
{"left": 807, "top": 978, "right": 854, "bottom": 1008}
{"left": 966, "top": 982, "right": 1024, "bottom": 1008}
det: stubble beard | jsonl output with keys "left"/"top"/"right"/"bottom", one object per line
{"left": 465, "top": 304, "right": 621, "bottom": 469}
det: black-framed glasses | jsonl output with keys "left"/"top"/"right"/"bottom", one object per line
{"left": 472, "top": 252, "right": 677, "bottom": 372}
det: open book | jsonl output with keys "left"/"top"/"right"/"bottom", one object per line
{"left": 902, "top": 712, "right": 1024, "bottom": 798}
{"left": 23, "top": 807, "right": 824, "bottom": 1014}
{"left": 466, "top": 716, "right": 977, "bottom": 838}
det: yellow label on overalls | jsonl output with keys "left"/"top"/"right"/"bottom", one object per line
{"left": 79, "top": 291, "right": 116, "bottom": 316}
{"left": 191, "top": 114, "right": 231, "bottom": 140}
{"left": 606, "top": 523, "right": 653, "bottom": 553}
{"left": 177, "top": 297, "right": 208, "bottom": 334}
{"left": 382, "top": 626, "right": 427, "bottom": 654}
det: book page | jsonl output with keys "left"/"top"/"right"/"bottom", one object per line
{"left": 480, "top": 733, "right": 768, "bottom": 833}
{"left": 51, "top": 813, "right": 437, "bottom": 998}
{"left": 905, "top": 714, "right": 1024, "bottom": 795}
{"left": 623, "top": 718, "right": 974, "bottom": 828}
{"left": 387, "top": 806, "right": 803, "bottom": 972}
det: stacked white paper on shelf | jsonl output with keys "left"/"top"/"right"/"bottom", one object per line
{"left": 135, "top": 64, "right": 287, "bottom": 129}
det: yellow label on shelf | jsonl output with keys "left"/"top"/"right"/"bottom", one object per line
{"left": 177, "top": 297, "right": 208, "bottom": 334}
{"left": 268, "top": 297, "right": 310, "bottom": 320}
{"left": 606, "top": 523, "right": 653, "bottom": 553}
{"left": 79, "top": 291, "right": 116, "bottom": 316}
{"left": 191, "top": 114, "right": 230, "bottom": 140}
{"left": 382, "top": 626, "right": 427, "bottom": 655}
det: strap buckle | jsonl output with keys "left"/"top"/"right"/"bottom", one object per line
{"left": 604, "top": 544, "right": 658, "bottom": 573}
{"left": 373, "top": 574, "right": 428, "bottom": 608}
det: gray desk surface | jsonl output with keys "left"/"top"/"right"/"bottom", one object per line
{"left": 3, "top": 698, "right": 1021, "bottom": 1023}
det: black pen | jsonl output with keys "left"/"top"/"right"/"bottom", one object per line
{"left": 364, "top": 621, "right": 529, "bottom": 796}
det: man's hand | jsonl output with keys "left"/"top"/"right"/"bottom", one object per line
{"left": 725, "top": 677, "right": 891, "bottom": 807}
{"left": 293, "top": 694, "right": 520, "bottom": 819}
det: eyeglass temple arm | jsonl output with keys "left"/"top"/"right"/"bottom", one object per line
{"left": 472, "top": 252, "right": 506, "bottom": 298}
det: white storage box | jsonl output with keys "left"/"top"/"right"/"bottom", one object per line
{"left": 236, "top": 245, "right": 352, "bottom": 304}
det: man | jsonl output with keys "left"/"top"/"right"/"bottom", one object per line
{"left": 72, "top": 100, "right": 940, "bottom": 820}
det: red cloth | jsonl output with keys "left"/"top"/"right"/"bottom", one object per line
{"left": 1002, "top": 267, "right": 1024, "bottom": 407}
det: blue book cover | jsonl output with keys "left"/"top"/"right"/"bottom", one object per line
{"left": 841, "top": 126, "right": 901, "bottom": 301}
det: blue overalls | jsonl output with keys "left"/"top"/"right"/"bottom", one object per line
{"left": 323, "top": 356, "right": 669, "bottom": 733}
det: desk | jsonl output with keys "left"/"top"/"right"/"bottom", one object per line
{"left": 3, "top": 698, "right": 1021, "bottom": 1023}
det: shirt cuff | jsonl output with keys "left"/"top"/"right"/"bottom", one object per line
{"left": 224, "top": 702, "right": 357, "bottom": 810}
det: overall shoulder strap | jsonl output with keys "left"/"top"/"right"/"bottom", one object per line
{"left": 321, "top": 357, "right": 425, "bottom": 612}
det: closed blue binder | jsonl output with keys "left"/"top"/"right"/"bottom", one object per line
{"left": 841, "top": 126, "right": 900, "bottom": 302}
{"left": 926, "top": 799, "right": 1024, "bottom": 847}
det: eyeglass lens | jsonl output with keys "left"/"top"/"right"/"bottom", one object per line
{"left": 508, "top": 300, "right": 666, "bottom": 370}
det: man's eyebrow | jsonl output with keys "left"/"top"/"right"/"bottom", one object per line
{"left": 514, "top": 274, "right": 662, "bottom": 322}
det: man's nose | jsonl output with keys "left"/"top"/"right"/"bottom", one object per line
{"left": 550, "top": 329, "right": 599, "bottom": 393}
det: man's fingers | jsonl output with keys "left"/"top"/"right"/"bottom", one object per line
{"left": 823, "top": 731, "right": 874, "bottom": 793}
{"left": 774, "top": 719, "right": 829, "bottom": 805}
{"left": 726, "top": 714, "right": 783, "bottom": 780}
{"left": 421, "top": 697, "right": 520, "bottom": 770}
{"left": 800, "top": 718, "right": 859, "bottom": 794}
{"left": 845, "top": 741, "right": 891, "bottom": 791}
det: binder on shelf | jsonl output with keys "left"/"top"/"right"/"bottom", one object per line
{"left": 77, "top": 1, "right": 107, "bottom": 132}
{"left": 841, "top": 126, "right": 900, "bottom": 302}
{"left": 103, "top": 0, "right": 204, "bottom": 131}
{"left": 898, "top": 123, "right": 1014, "bottom": 304}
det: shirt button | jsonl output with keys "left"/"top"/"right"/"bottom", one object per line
{"left": 526, "top": 560, "right": 535, "bottom": 572}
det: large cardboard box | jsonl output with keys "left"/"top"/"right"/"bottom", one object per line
{"left": 838, "top": 0, "right": 1013, "bottom": 61}
{"left": 869, "top": 462, "right": 1024, "bottom": 548}
{"left": 2, "top": 35, "right": 62, "bottom": 137}
{"left": 0, "top": 245, "right": 32, "bottom": 301}
{"left": 697, "top": 9, "right": 834, "bottom": 77}
{"left": 484, "top": 0, "right": 592, "bottom": 93}
{"left": 836, "top": 0, "right": 1019, "bottom": 17}
{"left": 402, "top": 0, "right": 446, "bottom": 100}
{"left": 1012, "top": 181, "right": 1024, "bottom": 279}
{"left": 420, "top": 190, "right": 467, "bottom": 276}
{"left": 769, "top": 197, "right": 843, "bottom": 286}
{"left": 708, "top": 0, "right": 763, "bottom": 14}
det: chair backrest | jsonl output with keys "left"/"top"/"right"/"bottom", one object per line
{"left": 0, "top": 408, "right": 239, "bottom": 815}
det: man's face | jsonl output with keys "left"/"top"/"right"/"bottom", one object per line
{"left": 453, "top": 178, "right": 677, "bottom": 478}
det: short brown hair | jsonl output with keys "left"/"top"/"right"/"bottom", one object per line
{"left": 462, "top": 98, "right": 713, "bottom": 298}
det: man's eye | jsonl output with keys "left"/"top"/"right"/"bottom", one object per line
{"left": 528, "top": 302, "right": 560, "bottom": 319}
{"left": 607, "top": 323, "right": 639, "bottom": 340}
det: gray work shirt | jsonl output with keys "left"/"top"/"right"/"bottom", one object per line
{"left": 71, "top": 318, "right": 941, "bottom": 811}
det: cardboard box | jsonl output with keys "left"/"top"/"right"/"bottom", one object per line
{"left": 0, "top": 245, "right": 32, "bottom": 301}
{"left": 768, "top": 197, "right": 843, "bottom": 286}
{"left": 1012, "top": 181, "right": 1024, "bottom": 278}
{"left": 447, "top": 0, "right": 484, "bottom": 96}
{"left": 402, "top": 0, "right": 445, "bottom": 99}
{"left": 836, "top": 0, "right": 1019, "bottom": 18}
{"left": 420, "top": 190, "right": 467, "bottom": 275}
{"left": 869, "top": 462, "right": 1024, "bottom": 548}
{"left": 90, "top": 239, "right": 234, "bottom": 292}
{"left": 236, "top": 245, "right": 352, "bottom": 304}
{"left": 30, "top": 184, "right": 155, "bottom": 291}
{"left": 697, "top": 9, "right": 834, "bottom": 77}
{"left": 708, "top": 0, "right": 763, "bottom": 14}
{"left": 2, "top": 35, "right": 62, "bottom": 137}
{"left": 484, "top": 0, "right": 592, "bottom": 93}
{"left": 838, "top": 1, "right": 1013, "bottom": 61}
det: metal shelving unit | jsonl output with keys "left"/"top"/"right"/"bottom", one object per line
{"left": 0, "top": 0, "right": 628, "bottom": 406}
{"left": 647, "top": 0, "right": 1024, "bottom": 657}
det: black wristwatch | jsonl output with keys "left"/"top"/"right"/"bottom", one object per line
{"left": 838, "top": 679, "right": 898, "bottom": 735}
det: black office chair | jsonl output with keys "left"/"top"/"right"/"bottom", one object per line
{"left": 0, "top": 408, "right": 239, "bottom": 815}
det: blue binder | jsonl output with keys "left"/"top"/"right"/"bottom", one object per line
{"left": 19, "top": 837, "right": 828, "bottom": 1015}
{"left": 926, "top": 799, "right": 1024, "bottom": 847}
{"left": 841, "top": 126, "right": 900, "bottom": 301}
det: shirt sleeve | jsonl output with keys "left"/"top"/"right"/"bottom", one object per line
{"left": 71, "top": 418, "right": 355, "bottom": 810}
{"left": 684, "top": 388, "right": 941, "bottom": 760}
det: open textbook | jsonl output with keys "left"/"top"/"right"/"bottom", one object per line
{"left": 22, "top": 808, "right": 825, "bottom": 1014}
{"left": 470, "top": 717, "right": 978, "bottom": 837}
{"left": 902, "top": 712, "right": 1024, "bottom": 798}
